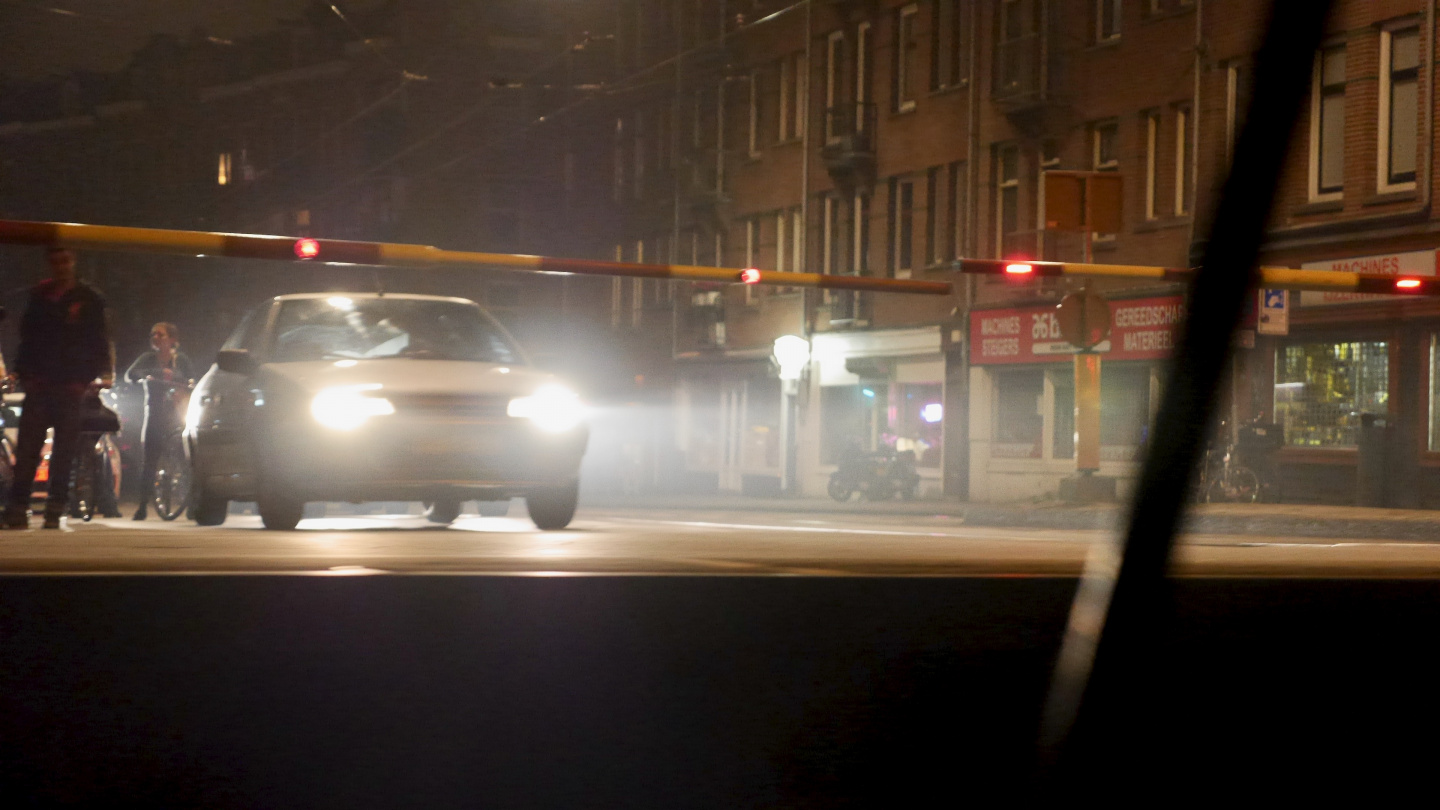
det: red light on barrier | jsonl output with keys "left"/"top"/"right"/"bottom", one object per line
{"left": 740, "top": 268, "right": 761, "bottom": 284}
{"left": 294, "top": 238, "right": 321, "bottom": 260}
{"left": 1004, "top": 263, "right": 1034, "bottom": 275}
{"left": 1396, "top": 278, "right": 1423, "bottom": 290}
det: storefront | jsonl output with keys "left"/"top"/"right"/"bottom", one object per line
{"left": 675, "top": 357, "right": 784, "bottom": 495}
{"left": 802, "top": 327, "right": 946, "bottom": 498}
{"left": 1254, "top": 248, "right": 1440, "bottom": 507}
{"left": 966, "top": 294, "right": 1183, "bottom": 502}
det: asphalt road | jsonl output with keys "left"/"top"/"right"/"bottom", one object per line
{"left": 4, "top": 503, "right": 1440, "bottom": 577}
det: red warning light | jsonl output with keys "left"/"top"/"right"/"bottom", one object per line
{"left": 1396, "top": 278, "right": 1423, "bottom": 290}
{"left": 740, "top": 268, "right": 761, "bottom": 284}
{"left": 1004, "top": 263, "right": 1035, "bottom": 275}
{"left": 294, "top": 238, "right": 321, "bottom": 260}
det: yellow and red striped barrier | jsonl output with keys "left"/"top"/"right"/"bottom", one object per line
{"left": 0, "top": 220, "right": 951, "bottom": 296}
{"left": 4, "top": 219, "right": 1440, "bottom": 297}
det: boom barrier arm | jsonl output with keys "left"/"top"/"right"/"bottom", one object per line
{"left": 3, "top": 219, "right": 1439, "bottom": 297}
{"left": 0, "top": 219, "right": 950, "bottom": 296}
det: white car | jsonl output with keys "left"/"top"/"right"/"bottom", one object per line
{"left": 184, "top": 293, "right": 588, "bottom": 530}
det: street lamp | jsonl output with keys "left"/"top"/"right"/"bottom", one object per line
{"left": 772, "top": 334, "right": 810, "bottom": 382}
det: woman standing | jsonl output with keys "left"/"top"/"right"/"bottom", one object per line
{"left": 125, "top": 322, "right": 193, "bottom": 520}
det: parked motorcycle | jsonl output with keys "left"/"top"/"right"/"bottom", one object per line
{"left": 828, "top": 449, "right": 920, "bottom": 502}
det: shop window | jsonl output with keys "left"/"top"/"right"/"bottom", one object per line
{"left": 889, "top": 383, "right": 943, "bottom": 468}
{"left": 1275, "top": 341, "right": 1389, "bottom": 447}
{"left": 992, "top": 370, "right": 1043, "bottom": 458}
{"left": 821, "top": 385, "right": 871, "bottom": 464}
{"left": 1429, "top": 336, "right": 1440, "bottom": 452}
{"left": 1052, "top": 372, "right": 1075, "bottom": 460}
{"left": 1101, "top": 364, "right": 1151, "bottom": 460}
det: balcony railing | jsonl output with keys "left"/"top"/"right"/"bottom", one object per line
{"left": 993, "top": 33, "right": 1044, "bottom": 106}
{"left": 821, "top": 103, "right": 878, "bottom": 194}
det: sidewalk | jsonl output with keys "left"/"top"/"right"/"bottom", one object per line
{"left": 578, "top": 494, "right": 1440, "bottom": 541}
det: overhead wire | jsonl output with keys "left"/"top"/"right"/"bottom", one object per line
{"left": 271, "top": 0, "right": 811, "bottom": 226}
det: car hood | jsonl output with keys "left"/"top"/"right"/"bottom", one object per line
{"left": 258, "top": 360, "right": 566, "bottom": 398}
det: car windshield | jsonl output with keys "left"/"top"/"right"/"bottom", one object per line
{"left": 267, "top": 297, "right": 523, "bottom": 364}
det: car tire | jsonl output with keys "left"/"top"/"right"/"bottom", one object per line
{"left": 476, "top": 500, "right": 510, "bottom": 517}
{"left": 425, "top": 499, "right": 463, "bottom": 525}
{"left": 259, "top": 492, "right": 305, "bottom": 530}
{"left": 194, "top": 489, "right": 228, "bottom": 526}
{"left": 527, "top": 480, "right": 578, "bottom": 530}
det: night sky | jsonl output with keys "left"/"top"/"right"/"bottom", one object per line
{"left": 0, "top": 1, "right": 364, "bottom": 80}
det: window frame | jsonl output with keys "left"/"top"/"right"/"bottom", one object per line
{"left": 1174, "top": 104, "right": 1191, "bottom": 215}
{"left": 1308, "top": 43, "right": 1346, "bottom": 202}
{"left": 1096, "top": 0, "right": 1121, "bottom": 43}
{"left": 1378, "top": 23, "right": 1421, "bottom": 193}
{"left": 1144, "top": 111, "right": 1159, "bottom": 220}
{"left": 894, "top": 4, "right": 920, "bottom": 113}
{"left": 825, "top": 31, "right": 845, "bottom": 144}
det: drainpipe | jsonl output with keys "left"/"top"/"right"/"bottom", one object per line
{"left": 1188, "top": 0, "right": 1203, "bottom": 253}
{"left": 1264, "top": 0, "right": 1435, "bottom": 249}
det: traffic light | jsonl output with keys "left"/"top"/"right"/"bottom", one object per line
{"left": 294, "top": 238, "right": 321, "bottom": 260}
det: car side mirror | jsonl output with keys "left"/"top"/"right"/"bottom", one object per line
{"left": 216, "top": 349, "right": 259, "bottom": 376}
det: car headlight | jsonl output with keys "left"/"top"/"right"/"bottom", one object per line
{"left": 311, "top": 384, "right": 395, "bottom": 431}
{"left": 507, "top": 384, "right": 584, "bottom": 433}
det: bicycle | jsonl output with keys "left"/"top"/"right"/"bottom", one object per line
{"left": 1195, "top": 423, "right": 1264, "bottom": 504}
{"left": 150, "top": 426, "right": 192, "bottom": 521}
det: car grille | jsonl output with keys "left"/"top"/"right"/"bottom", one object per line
{"left": 387, "top": 393, "right": 511, "bottom": 421}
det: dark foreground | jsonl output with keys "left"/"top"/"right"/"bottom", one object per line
{"left": 2, "top": 575, "right": 1435, "bottom": 806}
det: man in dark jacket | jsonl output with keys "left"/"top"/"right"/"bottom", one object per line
{"left": 3, "top": 247, "right": 114, "bottom": 529}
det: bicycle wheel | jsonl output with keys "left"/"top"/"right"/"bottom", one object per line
{"left": 1206, "top": 466, "right": 1260, "bottom": 503}
{"left": 152, "top": 434, "right": 193, "bottom": 521}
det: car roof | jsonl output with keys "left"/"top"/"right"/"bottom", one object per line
{"left": 269, "top": 292, "right": 479, "bottom": 306}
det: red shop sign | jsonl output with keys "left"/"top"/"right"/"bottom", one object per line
{"left": 970, "top": 295, "right": 1184, "bottom": 365}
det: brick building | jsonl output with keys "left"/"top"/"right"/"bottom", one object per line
{"left": 599, "top": 0, "right": 1440, "bottom": 506}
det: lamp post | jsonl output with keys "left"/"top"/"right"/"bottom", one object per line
{"left": 773, "top": 335, "right": 810, "bottom": 495}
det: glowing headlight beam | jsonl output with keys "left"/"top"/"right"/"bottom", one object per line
{"left": 507, "top": 384, "right": 584, "bottom": 433}
{"left": 311, "top": 384, "right": 395, "bottom": 431}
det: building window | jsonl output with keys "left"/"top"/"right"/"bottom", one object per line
{"left": 1092, "top": 122, "right": 1118, "bottom": 240}
{"left": 992, "top": 370, "right": 1044, "bottom": 458}
{"left": 1429, "top": 335, "right": 1440, "bottom": 451}
{"left": 1101, "top": 364, "right": 1152, "bottom": 458}
{"left": 1275, "top": 341, "right": 1389, "bottom": 448}
{"left": 611, "top": 245, "right": 624, "bottom": 328}
{"left": 612, "top": 118, "right": 626, "bottom": 200}
{"left": 744, "top": 217, "right": 760, "bottom": 304}
{"left": 775, "top": 211, "right": 789, "bottom": 273}
{"left": 778, "top": 52, "right": 806, "bottom": 142}
{"left": 889, "top": 177, "right": 915, "bottom": 278}
{"left": 1380, "top": 25, "right": 1420, "bottom": 191}
{"left": 930, "top": 0, "right": 967, "bottom": 92}
{"left": 1310, "top": 44, "right": 1346, "bottom": 200}
{"left": 1225, "top": 59, "right": 1250, "bottom": 162}
{"left": 823, "top": 195, "right": 840, "bottom": 274}
{"left": 217, "top": 152, "right": 232, "bottom": 185}
{"left": 925, "top": 166, "right": 941, "bottom": 266}
{"left": 1143, "top": 111, "right": 1159, "bottom": 220}
{"left": 996, "top": 144, "right": 1020, "bottom": 257}
{"left": 946, "top": 160, "right": 964, "bottom": 259}
{"left": 825, "top": 31, "right": 845, "bottom": 143}
{"left": 633, "top": 111, "right": 646, "bottom": 198}
{"left": 1174, "top": 105, "right": 1191, "bottom": 215}
{"left": 852, "top": 193, "right": 871, "bottom": 274}
{"left": 1092, "top": 121, "right": 1118, "bottom": 171}
{"left": 856, "top": 21, "right": 872, "bottom": 123}
{"left": 748, "top": 69, "right": 762, "bottom": 157}
{"left": 894, "top": 4, "right": 919, "bottom": 112}
{"left": 632, "top": 239, "right": 645, "bottom": 326}
{"left": 791, "top": 207, "right": 804, "bottom": 273}
{"left": 1096, "top": 0, "right": 1121, "bottom": 43}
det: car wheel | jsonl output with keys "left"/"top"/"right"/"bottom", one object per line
{"left": 425, "top": 499, "right": 463, "bottom": 525}
{"left": 527, "top": 480, "right": 578, "bottom": 530}
{"left": 476, "top": 500, "right": 510, "bottom": 517}
{"left": 193, "top": 488, "right": 228, "bottom": 526}
{"left": 259, "top": 492, "right": 305, "bottom": 530}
